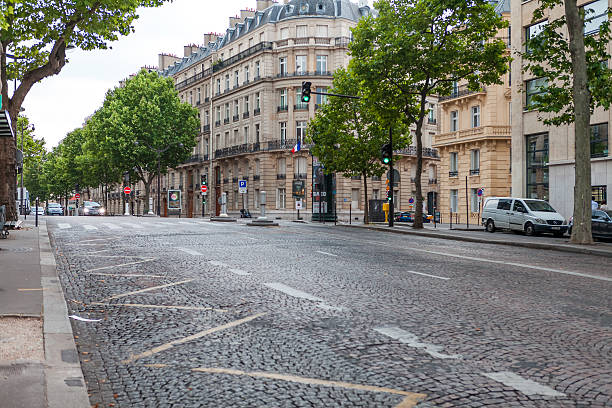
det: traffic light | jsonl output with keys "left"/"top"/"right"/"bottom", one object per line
{"left": 380, "top": 143, "right": 392, "bottom": 164}
{"left": 201, "top": 174, "right": 207, "bottom": 186}
{"left": 301, "top": 81, "right": 312, "bottom": 103}
{"left": 386, "top": 190, "right": 391, "bottom": 201}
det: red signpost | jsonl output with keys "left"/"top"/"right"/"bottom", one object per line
{"left": 123, "top": 187, "right": 131, "bottom": 195}
{"left": 75, "top": 193, "right": 81, "bottom": 199}
{"left": 201, "top": 185, "right": 207, "bottom": 193}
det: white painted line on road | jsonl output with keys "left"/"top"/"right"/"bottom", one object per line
{"left": 79, "top": 238, "right": 113, "bottom": 243}
{"left": 122, "top": 312, "right": 267, "bottom": 363}
{"left": 157, "top": 222, "right": 175, "bottom": 226}
{"left": 90, "top": 273, "right": 166, "bottom": 278}
{"left": 123, "top": 222, "right": 144, "bottom": 229}
{"left": 102, "top": 223, "right": 122, "bottom": 230}
{"left": 229, "top": 268, "right": 251, "bottom": 276}
{"left": 209, "top": 260, "right": 229, "bottom": 267}
{"left": 374, "top": 327, "right": 461, "bottom": 359}
{"left": 483, "top": 371, "right": 565, "bottom": 397}
{"left": 316, "top": 250, "right": 338, "bottom": 257}
{"left": 191, "top": 367, "right": 427, "bottom": 406}
{"left": 91, "top": 302, "right": 225, "bottom": 312}
{"left": 264, "top": 282, "right": 346, "bottom": 311}
{"left": 176, "top": 247, "right": 203, "bottom": 256}
{"left": 178, "top": 221, "right": 193, "bottom": 225}
{"left": 85, "top": 257, "right": 155, "bottom": 272}
{"left": 83, "top": 224, "right": 98, "bottom": 230}
{"left": 58, "top": 223, "right": 71, "bottom": 229}
{"left": 405, "top": 270, "right": 450, "bottom": 280}
{"left": 101, "top": 279, "right": 194, "bottom": 302}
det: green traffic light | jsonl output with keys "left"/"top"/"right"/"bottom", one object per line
{"left": 303, "top": 95, "right": 310, "bottom": 102}
{"left": 383, "top": 157, "right": 390, "bottom": 164}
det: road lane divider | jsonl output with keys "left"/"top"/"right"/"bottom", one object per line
{"left": 316, "top": 250, "right": 337, "bottom": 257}
{"left": 91, "top": 302, "right": 226, "bottom": 312}
{"left": 85, "top": 257, "right": 156, "bottom": 272}
{"left": 264, "top": 282, "right": 346, "bottom": 311}
{"left": 102, "top": 223, "right": 122, "bottom": 230}
{"left": 374, "top": 327, "right": 461, "bottom": 359}
{"left": 122, "top": 312, "right": 267, "bottom": 364}
{"left": 83, "top": 225, "right": 98, "bottom": 230}
{"left": 123, "top": 222, "right": 144, "bottom": 229}
{"left": 57, "top": 223, "right": 71, "bottom": 229}
{"left": 176, "top": 247, "right": 204, "bottom": 256}
{"left": 191, "top": 367, "right": 427, "bottom": 407}
{"left": 101, "top": 279, "right": 194, "bottom": 302}
{"left": 404, "top": 270, "right": 449, "bottom": 280}
{"left": 483, "top": 371, "right": 565, "bottom": 397}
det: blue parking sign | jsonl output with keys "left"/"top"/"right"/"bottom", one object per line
{"left": 239, "top": 180, "right": 247, "bottom": 188}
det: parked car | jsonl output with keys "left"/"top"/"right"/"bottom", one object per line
{"left": 481, "top": 197, "right": 567, "bottom": 236}
{"left": 394, "top": 211, "right": 432, "bottom": 223}
{"left": 33, "top": 206, "right": 45, "bottom": 216}
{"left": 46, "top": 202, "right": 64, "bottom": 216}
{"left": 568, "top": 210, "right": 612, "bottom": 240}
{"left": 78, "top": 201, "right": 105, "bottom": 216}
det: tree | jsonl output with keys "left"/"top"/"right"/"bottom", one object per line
{"left": 88, "top": 70, "right": 199, "bottom": 214}
{"left": 0, "top": 0, "right": 168, "bottom": 221}
{"left": 350, "top": 0, "right": 510, "bottom": 228}
{"left": 307, "top": 68, "right": 410, "bottom": 223}
{"left": 522, "top": 1, "right": 612, "bottom": 244}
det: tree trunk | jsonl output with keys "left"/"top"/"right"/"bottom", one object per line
{"left": 142, "top": 173, "right": 155, "bottom": 214}
{"left": 0, "top": 136, "right": 17, "bottom": 221}
{"left": 362, "top": 171, "right": 369, "bottom": 224}
{"left": 565, "top": 0, "right": 593, "bottom": 244}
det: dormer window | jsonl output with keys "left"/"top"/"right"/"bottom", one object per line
{"left": 285, "top": 4, "right": 294, "bottom": 14}
{"left": 316, "top": 2, "right": 325, "bottom": 12}
{"left": 300, "top": 3, "right": 309, "bottom": 13}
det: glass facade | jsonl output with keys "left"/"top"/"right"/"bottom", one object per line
{"left": 526, "top": 132, "right": 549, "bottom": 200}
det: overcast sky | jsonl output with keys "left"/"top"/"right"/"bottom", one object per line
{"left": 24, "top": 0, "right": 374, "bottom": 149}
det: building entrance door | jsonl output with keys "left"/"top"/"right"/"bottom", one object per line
{"left": 427, "top": 192, "right": 438, "bottom": 214}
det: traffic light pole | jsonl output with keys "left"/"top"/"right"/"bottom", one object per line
{"left": 388, "top": 127, "right": 394, "bottom": 228}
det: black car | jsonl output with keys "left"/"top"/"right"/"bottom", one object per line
{"left": 568, "top": 210, "right": 612, "bottom": 239}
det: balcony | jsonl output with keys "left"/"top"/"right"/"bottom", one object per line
{"left": 254, "top": 108, "right": 261, "bottom": 116}
{"left": 196, "top": 100, "right": 201, "bottom": 106}
{"left": 277, "top": 72, "right": 289, "bottom": 78}
{"left": 294, "top": 173, "right": 308, "bottom": 180}
{"left": 277, "top": 174, "right": 286, "bottom": 180}
{"left": 224, "top": 118, "right": 230, "bottom": 124}
{"left": 212, "top": 42, "right": 273, "bottom": 73}
{"left": 470, "top": 169, "right": 480, "bottom": 176}
{"left": 428, "top": 178, "right": 438, "bottom": 184}
{"left": 243, "top": 112, "right": 249, "bottom": 119}
{"left": 214, "top": 143, "right": 250, "bottom": 159}
{"left": 253, "top": 175, "right": 260, "bottom": 181}
{"left": 254, "top": 75, "right": 261, "bottom": 81}
{"left": 432, "top": 126, "right": 511, "bottom": 148}
{"left": 232, "top": 177, "right": 238, "bottom": 183}
{"left": 175, "top": 66, "right": 213, "bottom": 90}
{"left": 215, "top": 120, "right": 221, "bottom": 127}
{"left": 428, "top": 118, "right": 437, "bottom": 125}
{"left": 203, "top": 124, "right": 211, "bottom": 133}
{"left": 277, "top": 105, "right": 289, "bottom": 112}
{"left": 294, "top": 103, "right": 308, "bottom": 111}
{"left": 224, "top": 87, "right": 230, "bottom": 93}
{"left": 314, "top": 70, "right": 332, "bottom": 76}
{"left": 439, "top": 84, "right": 486, "bottom": 102}
{"left": 394, "top": 146, "right": 440, "bottom": 159}
{"left": 233, "top": 115, "right": 239, "bottom": 122}
{"left": 244, "top": 79, "right": 249, "bottom": 86}
{"left": 449, "top": 171, "right": 458, "bottom": 177}
{"left": 315, "top": 37, "right": 331, "bottom": 45}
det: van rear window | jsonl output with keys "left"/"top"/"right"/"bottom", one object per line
{"left": 484, "top": 199, "right": 498, "bottom": 209}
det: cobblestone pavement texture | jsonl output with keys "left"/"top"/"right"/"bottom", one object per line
{"left": 46, "top": 216, "right": 612, "bottom": 407}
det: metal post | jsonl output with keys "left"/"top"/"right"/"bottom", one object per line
{"left": 465, "top": 176, "right": 469, "bottom": 229}
{"left": 20, "top": 122, "right": 25, "bottom": 219}
{"left": 450, "top": 208, "right": 453, "bottom": 230}
{"left": 35, "top": 197, "right": 38, "bottom": 227}
{"left": 157, "top": 156, "right": 161, "bottom": 216}
{"left": 388, "top": 127, "right": 394, "bottom": 227}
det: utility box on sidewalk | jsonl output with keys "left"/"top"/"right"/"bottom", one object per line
{"left": 369, "top": 199, "right": 386, "bottom": 222}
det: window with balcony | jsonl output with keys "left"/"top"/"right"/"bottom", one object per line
{"left": 224, "top": 103, "right": 230, "bottom": 123}
{"left": 244, "top": 65, "right": 250, "bottom": 83}
{"left": 205, "top": 110, "right": 210, "bottom": 126}
{"left": 295, "top": 88, "right": 308, "bottom": 109}
{"left": 428, "top": 104, "right": 436, "bottom": 124}
{"left": 450, "top": 152, "right": 458, "bottom": 177}
{"left": 297, "top": 25, "right": 307, "bottom": 38}
{"left": 234, "top": 100, "right": 239, "bottom": 117}
{"left": 189, "top": 91, "right": 193, "bottom": 105}
{"left": 591, "top": 122, "right": 609, "bottom": 157}
{"left": 276, "top": 188, "right": 286, "bottom": 209}
{"left": 197, "top": 88, "right": 201, "bottom": 104}
{"left": 255, "top": 92, "right": 261, "bottom": 110}
{"left": 225, "top": 75, "right": 230, "bottom": 91}
{"left": 279, "top": 89, "right": 288, "bottom": 111}
{"left": 450, "top": 110, "right": 458, "bottom": 132}
{"left": 296, "top": 121, "right": 307, "bottom": 143}
{"left": 471, "top": 105, "right": 480, "bottom": 128}
{"left": 280, "top": 122, "right": 287, "bottom": 144}
{"left": 216, "top": 79, "right": 221, "bottom": 95}
{"left": 215, "top": 107, "right": 221, "bottom": 125}
{"left": 296, "top": 55, "right": 307, "bottom": 75}
{"left": 244, "top": 96, "right": 250, "bottom": 117}
{"left": 279, "top": 57, "right": 287, "bottom": 76}
{"left": 452, "top": 81, "right": 458, "bottom": 96}
{"left": 525, "top": 77, "right": 547, "bottom": 109}
{"left": 255, "top": 61, "right": 261, "bottom": 78}
{"left": 316, "top": 55, "right": 327, "bottom": 74}
{"left": 255, "top": 124, "right": 260, "bottom": 143}
{"left": 470, "top": 149, "right": 480, "bottom": 175}
{"left": 234, "top": 70, "right": 239, "bottom": 88}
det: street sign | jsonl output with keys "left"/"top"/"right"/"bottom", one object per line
{"left": 292, "top": 180, "right": 305, "bottom": 198}
{"left": 239, "top": 179, "right": 247, "bottom": 194}
{"left": 409, "top": 197, "right": 415, "bottom": 204}
{"left": 75, "top": 193, "right": 81, "bottom": 199}
{"left": 296, "top": 200, "right": 303, "bottom": 210}
{"left": 124, "top": 187, "right": 131, "bottom": 195}
{"left": 201, "top": 185, "right": 208, "bottom": 193}
{"left": 477, "top": 188, "right": 484, "bottom": 197}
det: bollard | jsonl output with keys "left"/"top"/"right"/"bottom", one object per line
{"left": 259, "top": 191, "right": 267, "bottom": 219}
{"left": 220, "top": 192, "right": 228, "bottom": 216}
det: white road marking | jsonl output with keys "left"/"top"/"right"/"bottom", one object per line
{"left": 58, "top": 223, "right": 71, "bottom": 229}
{"left": 90, "top": 273, "right": 166, "bottom": 278}
{"left": 157, "top": 222, "right": 175, "bottom": 226}
{"left": 102, "top": 223, "right": 122, "bottom": 230}
{"left": 316, "top": 250, "right": 338, "bottom": 257}
{"left": 264, "top": 282, "right": 346, "bottom": 311}
{"left": 101, "top": 279, "right": 194, "bottom": 302}
{"left": 178, "top": 221, "right": 193, "bottom": 225}
{"left": 209, "top": 261, "right": 228, "bottom": 267}
{"left": 122, "top": 313, "right": 267, "bottom": 363}
{"left": 79, "top": 238, "right": 112, "bottom": 243}
{"left": 176, "top": 247, "right": 203, "bottom": 256}
{"left": 91, "top": 302, "right": 225, "bottom": 312}
{"left": 229, "top": 268, "right": 251, "bottom": 276}
{"left": 85, "top": 257, "right": 155, "bottom": 272}
{"left": 123, "top": 222, "right": 144, "bottom": 229}
{"left": 483, "top": 372, "right": 565, "bottom": 397}
{"left": 405, "top": 270, "right": 449, "bottom": 280}
{"left": 83, "top": 224, "right": 98, "bottom": 230}
{"left": 374, "top": 327, "right": 461, "bottom": 359}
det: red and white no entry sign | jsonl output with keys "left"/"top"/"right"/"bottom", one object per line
{"left": 75, "top": 193, "right": 81, "bottom": 199}
{"left": 124, "top": 187, "right": 131, "bottom": 195}
{"left": 201, "top": 185, "right": 208, "bottom": 193}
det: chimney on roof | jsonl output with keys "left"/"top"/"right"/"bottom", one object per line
{"left": 203, "top": 33, "right": 218, "bottom": 45}
{"left": 240, "top": 9, "right": 256, "bottom": 20}
{"left": 183, "top": 44, "right": 199, "bottom": 57}
{"left": 229, "top": 15, "right": 241, "bottom": 28}
{"left": 158, "top": 53, "right": 180, "bottom": 71}
{"left": 256, "top": 0, "right": 275, "bottom": 11}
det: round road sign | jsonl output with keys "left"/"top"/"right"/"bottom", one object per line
{"left": 75, "top": 193, "right": 81, "bottom": 199}
{"left": 477, "top": 188, "right": 484, "bottom": 197}
{"left": 201, "top": 185, "right": 208, "bottom": 193}
{"left": 409, "top": 197, "right": 415, "bottom": 204}
{"left": 124, "top": 187, "right": 131, "bottom": 195}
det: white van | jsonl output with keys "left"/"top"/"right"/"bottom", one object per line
{"left": 481, "top": 197, "right": 568, "bottom": 237}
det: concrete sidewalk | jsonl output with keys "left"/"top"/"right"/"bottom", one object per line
{"left": 0, "top": 218, "right": 89, "bottom": 408}
{"left": 341, "top": 221, "right": 612, "bottom": 258}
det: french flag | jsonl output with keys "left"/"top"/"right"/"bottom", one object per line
{"left": 291, "top": 138, "right": 301, "bottom": 153}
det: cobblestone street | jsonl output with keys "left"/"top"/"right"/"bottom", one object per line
{"left": 46, "top": 217, "right": 612, "bottom": 407}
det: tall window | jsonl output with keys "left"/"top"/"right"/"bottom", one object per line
{"left": 294, "top": 156, "right": 307, "bottom": 178}
{"left": 255, "top": 124, "right": 260, "bottom": 143}
{"left": 316, "top": 87, "right": 328, "bottom": 105}
{"left": 215, "top": 107, "right": 220, "bottom": 123}
{"left": 233, "top": 129, "right": 239, "bottom": 145}
{"left": 316, "top": 24, "right": 328, "bottom": 37}
{"left": 526, "top": 132, "right": 549, "bottom": 200}
{"left": 316, "top": 55, "right": 327, "bottom": 74}
{"left": 255, "top": 61, "right": 260, "bottom": 78}
{"left": 296, "top": 55, "right": 307, "bottom": 74}
{"left": 296, "top": 121, "right": 307, "bottom": 142}
{"left": 525, "top": 20, "right": 547, "bottom": 53}
{"left": 296, "top": 25, "right": 307, "bottom": 37}
{"left": 197, "top": 88, "right": 201, "bottom": 103}
{"left": 525, "top": 78, "right": 547, "bottom": 108}
{"left": 428, "top": 104, "right": 435, "bottom": 123}
{"left": 280, "top": 27, "right": 289, "bottom": 39}
{"left": 234, "top": 100, "right": 239, "bottom": 117}
{"left": 279, "top": 57, "right": 287, "bottom": 76}
{"left": 583, "top": 0, "right": 607, "bottom": 35}
{"left": 225, "top": 74, "right": 230, "bottom": 91}
{"left": 255, "top": 159, "right": 261, "bottom": 176}
{"left": 244, "top": 126, "right": 249, "bottom": 144}
{"left": 470, "top": 188, "right": 479, "bottom": 212}
{"left": 244, "top": 65, "right": 250, "bottom": 83}
{"left": 216, "top": 78, "right": 221, "bottom": 94}
{"left": 276, "top": 188, "right": 286, "bottom": 209}
{"left": 471, "top": 106, "right": 480, "bottom": 128}
{"left": 450, "top": 110, "right": 458, "bottom": 132}
{"left": 280, "top": 89, "right": 287, "bottom": 108}
{"left": 244, "top": 96, "right": 250, "bottom": 113}
{"left": 470, "top": 149, "right": 480, "bottom": 174}
{"left": 295, "top": 87, "right": 308, "bottom": 109}
{"left": 234, "top": 70, "right": 239, "bottom": 87}
{"left": 280, "top": 122, "right": 287, "bottom": 144}
{"left": 590, "top": 122, "right": 609, "bottom": 158}
{"left": 277, "top": 157, "right": 286, "bottom": 176}
{"left": 450, "top": 189, "right": 458, "bottom": 212}
{"left": 225, "top": 103, "right": 230, "bottom": 120}
{"left": 450, "top": 152, "right": 458, "bottom": 176}
{"left": 255, "top": 92, "right": 260, "bottom": 109}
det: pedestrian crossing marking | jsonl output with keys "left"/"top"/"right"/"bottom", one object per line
{"left": 123, "top": 222, "right": 144, "bottom": 229}
{"left": 58, "top": 223, "right": 71, "bottom": 229}
{"left": 83, "top": 225, "right": 98, "bottom": 230}
{"left": 102, "top": 223, "right": 122, "bottom": 230}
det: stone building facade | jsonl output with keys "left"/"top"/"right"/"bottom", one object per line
{"left": 103, "top": 0, "right": 440, "bottom": 220}
{"left": 432, "top": 0, "right": 512, "bottom": 225}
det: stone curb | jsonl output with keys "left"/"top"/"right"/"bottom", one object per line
{"left": 340, "top": 224, "right": 612, "bottom": 258}
{"left": 39, "top": 221, "right": 90, "bottom": 408}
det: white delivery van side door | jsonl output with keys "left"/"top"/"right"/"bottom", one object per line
{"left": 495, "top": 198, "right": 512, "bottom": 229}
{"left": 509, "top": 199, "right": 527, "bottom": 231}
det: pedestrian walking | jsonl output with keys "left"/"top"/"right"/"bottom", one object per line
{"left": 591, "top": 196, "right": 599, "bottom": 211}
